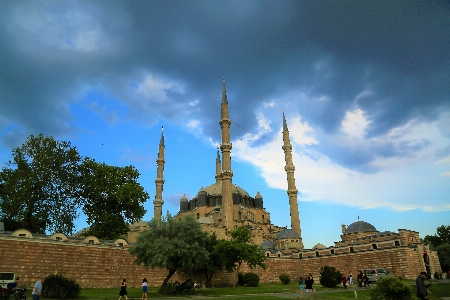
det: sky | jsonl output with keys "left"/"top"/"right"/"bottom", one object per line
{"left": 0, "top": 0, "right": 449, "bottom": 249}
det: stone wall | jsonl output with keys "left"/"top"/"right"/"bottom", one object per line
{"left": 0, "top": 235, "right": 439, "bottom": 289}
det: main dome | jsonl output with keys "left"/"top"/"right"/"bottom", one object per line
{"left": 346, "top": 221, "right": 377, "bottom": 234}
{"left": 198, "top": 182, "right": 250, "bottom": 197}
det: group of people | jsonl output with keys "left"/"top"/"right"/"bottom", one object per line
{"left": 298, "top": 274, "right": 315, "bottom": 293}
{"left": 118, "top": 277, "right": 148, "bottom": 300}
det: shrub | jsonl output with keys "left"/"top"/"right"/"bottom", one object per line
{"left": 244, "top": 272, "right": 260, "bottom": 287}
{"left": 237, "top": 272, "right": 245, "bottom": 285}
{"left": 279, "top": 273, "right": 291, "bottom": 285}
{"left": 319, "top": 265, "right": 342, "bottom": 288}
{"left": 42, "top": 274, "right": 81, "bottom": 299}
{"left": 158, "top": 281, "right": 174, "bottom": 294}
{"left": 370, "top": 276, "right": 414, "bottom": 300}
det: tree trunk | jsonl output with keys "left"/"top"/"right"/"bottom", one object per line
{"left": 158, "top": 268, "right": 176, "bottom": 294}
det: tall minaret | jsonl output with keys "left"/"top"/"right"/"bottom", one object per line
{"left": 153, "top": 126, "right": 165, "bottom": 222}
{"left": 215, "top": 149, "right": 222, "bottom": 184}
{"left": 282, "top": 111, "right": 303, "bottom": 248}
{"left": 219, "top": 78, "right": 234, "bottom": 231}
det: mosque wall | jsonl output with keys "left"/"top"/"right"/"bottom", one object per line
{"left": 0, "top": 233, "right": 441, "bottom": 289}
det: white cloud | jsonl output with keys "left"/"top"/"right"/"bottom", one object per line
{"left": 341, "top": 108, "right": 368, "bottom": 138}
{"left": 231, "top": 110, "right": 450, "bottom": 212}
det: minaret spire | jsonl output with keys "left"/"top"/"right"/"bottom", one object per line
{"left": 219, "top": 77, "right": 234, "bottom": 231}
{"left": 282, "top": 110, "right": 303, "bottom": 248}
{"left": 215, "top": 148, "right": 222, "bottom": 183}
{"left": 153, "top": 126, "right": 165, "bottom": 222}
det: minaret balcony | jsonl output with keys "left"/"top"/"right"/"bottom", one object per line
{"left": 220, "top": 143, "right": 232, "bottom": 151}
{"left": 284, "top": 166, "right": 295, "bottom": 172}
{"left": 286, "top": 189, "right": 298, "bottom": 195}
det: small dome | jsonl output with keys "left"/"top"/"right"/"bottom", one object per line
{"left": 276, "top": 229, "right": 300, "bottom": 240}
{"left": 180, "top": 194, "right": 188, "bottom": 202}
{"left": 200, "top": 182, "right": 250, "bottom": 197}
{"left": 260, "top": 240, "right": 276, "bottom": 250}
{"left": 255, "top": 191, "right": 262, "bottom": 199}
{"left": 313, "top": 243, "right": 326, "bottom": 250}
{"left": 346, "top": 220, "right": 377, "bottom": 234}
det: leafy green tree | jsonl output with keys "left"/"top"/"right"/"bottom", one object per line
{"left": 319, "top": 265, "right": 342, "bottom": 288}
{"left": 370, "top": 276, "right": 413, "bottom": 300}
{"left": 79, "top": 158, "right": 148, "bottom": 239}
{"left": 436, "top": 244, "right": 450, "bottom": 273}
{"left": 128, "top": 213, "right": 209, "bottom": 293}
{"left": 0, "top": 134, "right": 82, "bottom": 234}
{"left": 424, "top": 225, "right": 450, "bottom": 272}
{"left": 213, "top": 226, "right": 267, "bottom": 287}
{"left": 194, "top": 232, "right": 221, "bottom": 287}
{"left": 424, "top": 225, "right": 450, "bottom": 249}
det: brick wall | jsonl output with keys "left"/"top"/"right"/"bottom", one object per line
{"left": 0, "top": 236, "right": 439, "bottom": 289}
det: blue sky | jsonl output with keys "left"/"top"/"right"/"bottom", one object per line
{"left": 0, "top": 0, "right": 449, "bottom": 248}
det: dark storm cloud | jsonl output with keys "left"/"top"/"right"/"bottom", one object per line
{"left": 1, "top": 0, "right": 449, "bottom": 170}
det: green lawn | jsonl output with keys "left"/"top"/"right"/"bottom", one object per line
{"left": 29, "top": 280, "right": 450, "bottom": 299}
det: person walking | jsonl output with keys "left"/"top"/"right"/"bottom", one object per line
{"left": 348, "top": 271, "right": 353, "bottom": 284}
{"left": 118, "top": 278, "right": 128, "bottom": 300}
{"left": 32, "top": 278, "right": 43, "bottom": 300}
{"left": 416, "top": 271, "right": 432, "bottom": 300}
{"left": 305, "top": 275, "right": 314, "bottom": 292}
{"left": 362, "top": 271, "right": 370, "bottom": 288}
{"left": 357, "top": 271, "right": 363, "bottom": 288}
{"left": 140, "top": 278, "right": 148, "bottom": 300}
{"left": 298, "top": 276, "right": 305, "bottom": 293}
{"left": 342, "top": 274, "right": 348, "bottom": 289}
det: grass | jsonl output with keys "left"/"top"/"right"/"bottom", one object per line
{"left": 28, "top": 280, "right": 450, "bottom": 299}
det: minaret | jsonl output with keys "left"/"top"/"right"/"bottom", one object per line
{"left": 153, "top": 126, "right": 165, "bottom": 222}
{"left": 219, "top": 78, "right": 234, "bottom": 231}
{"left": 282, "top": 111, "right": 303, "bottom": 248}
{"left": 215, "top": 149, "right": 222, "bottom": 183}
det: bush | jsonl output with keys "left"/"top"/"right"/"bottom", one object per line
{"left": 237, "top": 272, "right": 245, "bottom": 285}
{"left": 158, "top": 281, "right": 174, "bottom": 294}
{"left": 243, "top": 272, "right": 260, "bottom": 287}
{"left": 279, "top": 274, "right": 291, "bottom": 285}
{"left": 42, "top": 274, "right": 81, "bottom": 299}
{"left": 370, "top": 277, "right": 414, "bottom": 300}
{"left": 319, "top": 265, "right": 342, "bottom": 288}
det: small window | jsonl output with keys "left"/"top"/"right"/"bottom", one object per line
{"left": 88, "top": 240, "right": 94, "bottom": 244}
{"left": 330, "top": 249, "right": 335, "bottom": 254}
{"left": 299, "top": 253, "right": 303, "bottom": 259}
{"left": 277, "top": 254, "right": 281, "bottom": 257}
{"left": 372, "top": 244, "right": 377, "bottom": 250}
{"left": 266, "top": 253, "right": 270, "bottom": 257}
{"left": 18, "top": 234, "right": 26, "bottom": 237}
{"left": 395, "top": 241, "right": 400, "bottom": 247}
{"left": 56, "top": 237, "right": 62, "bottom": 241}
{"left": 315, "top": 251, "right": 320, "bottom": 257}
{"left": 118, "top": 243, "right": 123, "bottom": 247}
{"left": 350, "top": 247, "right": 354, "bottom": 253}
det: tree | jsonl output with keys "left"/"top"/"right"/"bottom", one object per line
{"left": 424, "top": 225, "right": 450, "bottom": 249}
{"left": 128, "top": 213, "right": 209, "bottom": 293}
{"left": 212, "top": 226, "right": 267, "bottom": 287}
{"left": 436, "top": 244, "right": 450, "bottom": 273}
{"left": 370, "top": 277, "right": 414, "bottom": 300}
{"left": 319, "top": 265, "right": 342, "bottom": 288}
{"left": 424, "top": 225, "right": 450, "bottom": 272}
{"left": 79, "top": 158, "right": 148, "bottom": 240}
{"left": 194, "top": 232, "right": 221, "bottom": 287}
{"left": 0, "top": 134, "right": 82, "bottom": 234}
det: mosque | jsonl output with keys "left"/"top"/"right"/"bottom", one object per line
{"left": 130, "top": 78, "right": 305, "bottom": 250}
{"left": 129, "top": 78, "right": 440, "bottom": 280}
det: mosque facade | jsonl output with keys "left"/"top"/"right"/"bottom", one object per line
{"left": 142, "top": 78, "right": 441, "bottom": 280}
